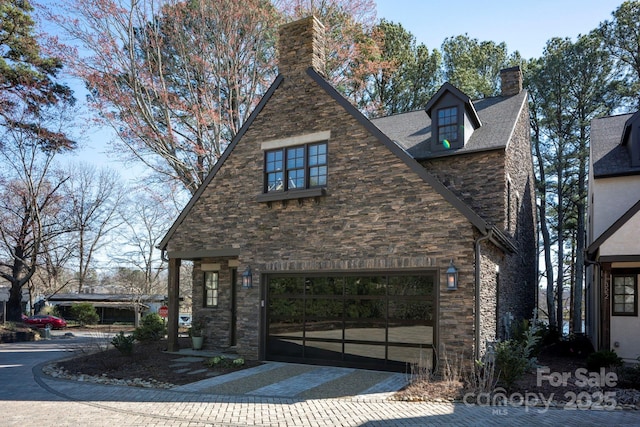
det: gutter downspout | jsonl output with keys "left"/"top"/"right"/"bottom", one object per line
{"left": 475, "top": 229, "right": 493, "bottom": 361}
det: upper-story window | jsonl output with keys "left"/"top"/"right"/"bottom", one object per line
{"left": 437, "top": 106, "right": 458, "bottom": 148}
{"left": 265, "top": 142, "right": 327, "bottom": 193}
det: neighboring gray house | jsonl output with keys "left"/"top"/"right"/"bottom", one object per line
{"left": 587, "top": 111, "right": 640, "bottom": 363}
{"left": 159, "top": 16, "right": 537, "bottom": 372}
{"left": 47, "top": 293, "right": 165, "bottom": 324}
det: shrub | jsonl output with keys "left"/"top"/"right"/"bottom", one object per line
{"left": 40, "top": 305, "right": 61, "bottom": 318}
{"left": 189, "top": 319, "right": 205, "bottom": 337}
{"left": 465, "top": 355, "right": 498, "bottom": 396}
{"left": 70, "top": 303, "right": 100, "bottom": 326}
{"left": 111, "top": 331, "right": 135, "bottom": 355}
{"left": 586, "top": 349, "right": 623, "bottom": 371}
{"left": 495, "top": 311, "right": 541, "bottom": 390}
{"left": 133, "top": 313, "right": 166, "bottom": 342}
{"left": 617, "top": 359, "right": 640, "bottom": 389}
{"left": 206, "top": 356, "right": 245, "bottom": 369}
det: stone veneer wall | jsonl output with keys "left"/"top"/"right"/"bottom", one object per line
{"left": 169, "top": 65, "right": 481, "bottom": 362}
{"left": 478, "top": 240, "right": 501, "bottom": 355}
{"left": 191, "top": 259, "right": 235, "bottom": 349}
{"left": 167, "top": 17, "right": 535, "bottom": 364}
{"left": 421, "top": 150, "right": 505, "bottom": 229}
{"left": 500, "top": 99, "right": 537, "bottom": 328}
{"left": 421, "top": 93, "right": 537, "bottom": 339}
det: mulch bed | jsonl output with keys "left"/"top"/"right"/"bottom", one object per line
{"left": 55, "top": 337, "right": 260, "bottom": 386}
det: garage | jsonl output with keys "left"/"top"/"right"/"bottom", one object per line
{"left": 265, "top": 272, "right": 436, "bottom": 372}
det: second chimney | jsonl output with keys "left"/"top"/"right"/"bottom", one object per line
{"left": 278, "top": 16, "right": 326, "bottom": 78}
{"left": 500, "top": 66, "right": 522, "bottom": 97}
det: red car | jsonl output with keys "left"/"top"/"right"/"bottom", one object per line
{"left": 24, "top": 314, "right": 67, "bottom": 329}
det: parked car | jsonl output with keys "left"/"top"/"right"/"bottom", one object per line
{"left": 23, "top": 314, "right": 67, "bottom": 329}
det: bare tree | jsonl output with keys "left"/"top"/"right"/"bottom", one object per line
{"left": 62, "top": 163, "right": 126, "bottom": 293}
{"left": 32, "top": 233, "right": 76, "bottom": 298}
{"left": 49, "top": 0, "right": 281, "bottom": 194}
{"left": 113, "top": 188, "right": 174, "bottom": 295}
{"left": 0, "top": 125, "right": 72, "bottom": 320}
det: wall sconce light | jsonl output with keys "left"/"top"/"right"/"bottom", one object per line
{"left": 242, "top": 266, "right": 253, "bottom": 289}
{"left": 446, "top": 260, "right": 458, "bottom": 290}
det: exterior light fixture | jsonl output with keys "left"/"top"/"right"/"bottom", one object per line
{"left": 242, "top": 266, "right": 253, "bottom": 289}
{"left": 446, "top": 260, "right": 458, "bottom": 290}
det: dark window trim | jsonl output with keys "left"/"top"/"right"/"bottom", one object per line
{"left": 433, "top": 104, "right": 462, "bottom": 152}
{"left": 256, "top": 187, "right": 326, "bottom": 203}
{"left": 611, "top": 271, "right": 638, "bottom": 316}
{"left": 262, "top": 141, "right": 328, "bottom": 194}
{"left": 437, "top": 106, "right": 459, "bottom": 143}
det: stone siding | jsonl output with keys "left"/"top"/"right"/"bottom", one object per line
{"left": 168, "top": 67, "right": 479, "bottom": 360}
{"left": 422, "top": 94, "right": 537, "bottom": 340}
{"left": 166, "top": 18, "right": 537, "bottom": 365}
{"left": 500, "top": 100, "right": 537, "bottom": 327}
{"left": 421, "top": 150, "right": 505, "bottom": 228}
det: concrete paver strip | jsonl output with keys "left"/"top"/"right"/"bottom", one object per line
{"left": 247, "top": 366, "right": 355, "bottom": 397}
{"left": 172, "top": 361, "right": 286, "bottom": 393}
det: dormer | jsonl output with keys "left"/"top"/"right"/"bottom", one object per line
{"left": 621, "top": 110, "right": 640, "bottom": 168}
{"left": 424, "top": 82, "right": 481, "bottom": 152}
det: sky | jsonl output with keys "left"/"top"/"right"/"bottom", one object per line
{"left": 65, "top": 0, "right": 628, "bottom": 178}
{"left": 375, "top": 0, "right": 625, "bottom": 59}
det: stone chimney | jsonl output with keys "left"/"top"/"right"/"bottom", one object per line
{"left": 278, "top": 16, "right": 326, "bottom": 77}
{"left": 500, "top": 66, "right": 523, "bottom": 96}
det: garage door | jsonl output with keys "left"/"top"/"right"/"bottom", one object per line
{"left": 265, "top": 273, "right": 435, "bottom": 372}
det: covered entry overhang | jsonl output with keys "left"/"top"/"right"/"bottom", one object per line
{"left": 586, "top": 200, "right": 640, "bottom": 356}
{"left": 164, "top": 248, "right": 240, "bottom": 352}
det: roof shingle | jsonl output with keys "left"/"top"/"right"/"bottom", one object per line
{"left": 371, "top": 90, "right": 528, "bottom": 159}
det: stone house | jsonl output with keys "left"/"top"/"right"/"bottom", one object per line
{"left": 159, "top": 16, "right": 537, "bottom": 372}
{"left": 586, "top": 111, "right": 640, "bottom": 363}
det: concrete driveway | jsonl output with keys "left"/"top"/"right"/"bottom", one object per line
{"left": 1, "top": 335, "right": 640, "bottom": 426}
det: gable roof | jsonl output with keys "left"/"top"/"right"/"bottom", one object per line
{"left": 587, "top": 198, "right": 640, "bottom": 259}
{"left": 591, "top": 113, "right": 640, "bottom": 178}
{"left": 159, "top": 69, "right": 515, "bottom": 254}
{"left": 372, "top": 89, "right": 527, "bottom": 160}
{"left": 424, "top": 82, "right": 482, "bottom": 129}
{"left": 621, "top": 110, "right": 640, "bottom": 147}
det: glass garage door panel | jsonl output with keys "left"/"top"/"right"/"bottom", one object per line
{"left": 388, "top": 275, "right": 434, "bottom": 297}
{"left": 387, "top": 300, "right": 434, "bottom": 344}
{"left": 388, "top": 346, "right": 434, "bottom": 370}
{"left": 344, "top": 298, "right": 386, "bottom": 341}
{"left": 266, "top": 273, "right": 435, "bottom": 371}
{"left": 344, "top": 276, "right": 387, "bottom": 295}
{"left": 267, "top": 277, "right": 305, "bottom": 358}
{"left": 344, "top": 343, "right": 386, "bottom": 364}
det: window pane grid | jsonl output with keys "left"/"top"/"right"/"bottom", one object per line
{"left": 612, "top": 275, "right": 637, "bottom": 315}
{"left": 205, "top": 272, "right": 219, "bottom": 307}
{"left": 439, "top": 125, "right": 458, "bottom": 143}
{"left": 265, "top": 142, "right": 327, "bottom": 192}
{"left": 437, "top": 106, "right": 458, "bottom": 146}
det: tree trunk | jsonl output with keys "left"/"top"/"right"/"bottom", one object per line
{"left": 556, "top": 158, "right": 565, "bottom": 336}
{"left": 7, "top": 280, "right": 23, "bottom": 322}
{"left": 532, "top": 127, "right": 556, "bottom": 328}
{"left": 573, "top": 126, "right": 588, "bottom": 334}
